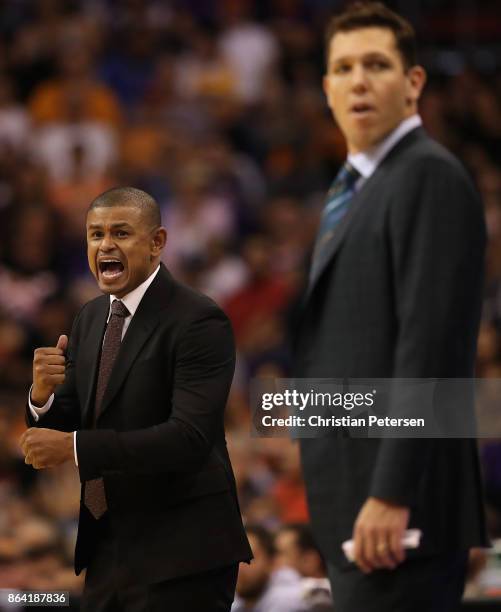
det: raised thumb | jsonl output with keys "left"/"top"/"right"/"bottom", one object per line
{"left": 56, "top": 334, "right": 68, "bottom": 352}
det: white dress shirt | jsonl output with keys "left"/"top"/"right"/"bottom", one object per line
{"left": 28, "top": 265, "right": 161, "bottom": 466}
{"left": 348, "top": 114, "right": 422, "bottom": 189}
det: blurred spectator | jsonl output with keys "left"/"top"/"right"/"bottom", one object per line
{"left": 0, "top": 206, "right": 60, "bottom": 324}
{"left": 175, "top": 24, "right": 237, "bottom": 103}
{"left": 47, "top": 144, "right": 114, "bottom": 239}
{"left": 27, "top": 293, "right": 77, "bottom": 352}
{"left": 275, "top": 523, "right": 327, "bottom": 579}
{"left": 199, "top": 238, "right": 249, "bottom": 304}
{"left": 227, "top": 435, "right": 275, "bottom": 514}
{"left": 144, "top": 53, "right": 215, "bottom": 141}
{"left": 274, "top": 523, "right": 334, "bottom": 610}
{"left": 162, "top": 160, "right": 237, "bottom": 276}
{"left": 218, "top": 0, "right": 280, "bottom": 104}
{"left": 0, "top": 399, "right": 82, "bottom": 596}
{"left": 31, "top": 118, "right": 117, "bottom": 184}
{"left": 224, "top": 235, "right": 294, "bottom": 347}
{"left": 232, "top": 525, "right": 308, "bottom": 612}
{"left": 98, "top": 25, "right": 157, "bottom": 112}
{"left": 0, "top": 316, "right": 29, "bottom": 391}
{"left": 29, "top": 40, "right": 120, "bottom": 127}
{"left": 262, "top": 195, "right": 312, "bottom": 278}
{"left": 0, "top": 75, "right": 30, "bottom": 155}
{"left": 269, "top": 441, "right": 309, "bottom": 524}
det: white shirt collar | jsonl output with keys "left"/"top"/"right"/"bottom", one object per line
{"left": 348, "top": 114, "right": 422, "bottom": 180}
{"left": 108, "top": 265, "right": 160, "bottom": 320}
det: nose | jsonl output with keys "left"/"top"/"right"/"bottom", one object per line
{"left": 99, "top": 231, "right": 116, "bottom": 252}
{"left": 350, "top": 63, "right": 368, "bottom": 93}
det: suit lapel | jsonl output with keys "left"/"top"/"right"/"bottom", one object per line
{"left": 81, "top": 298, "right": 108, "bottom": 427}
{"left": 304, "top": 126, "right": 426, "bottom": 303}
{"left": 95, "top": 265, "right": 174, "bottom": 422}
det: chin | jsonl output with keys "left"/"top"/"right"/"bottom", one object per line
{"left": 98, "top": 281, "right": 123, "bottom": 296}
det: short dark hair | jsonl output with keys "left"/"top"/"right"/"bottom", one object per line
{"left": 89, "top": 186, "right": 161, "bottom": 229}
{"left": 280, "top": 523, "right": 318, "bottom": 553}
{"left": 280, "top": 523, "right": 327, "bottom": 571}
{"left": 325, "top": 1, "right": 417, "bottom": 70}
{"left": 246, "top": 525, "right": 276, "bottom": 558}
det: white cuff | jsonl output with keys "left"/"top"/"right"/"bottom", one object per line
{"left": 73, "top": 432, "right": 78, "bottom": 467}
{"left": 28, "top": 385, "right": 54, "bottom": 421}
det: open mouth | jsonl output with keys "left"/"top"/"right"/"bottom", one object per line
{"left": 350, "top": 103, "right": 375, "bottom": 116}
{"left": 98, "top": 259, "right": 125, "bottom": 280}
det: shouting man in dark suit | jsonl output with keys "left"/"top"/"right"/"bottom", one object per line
{"left": 20, "top": 187, "right": 252, "bottom": 611}
{"left": 295, "top": 3, "right": 487, "bottom": 611}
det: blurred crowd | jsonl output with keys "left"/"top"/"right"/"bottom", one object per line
{"left": 1, "top": 0, "right": 501, "bottom": 607}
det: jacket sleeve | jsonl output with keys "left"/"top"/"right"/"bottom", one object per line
{"left": 369, "top": 156, "right": 486, "bottom": 506}
{"left": 25, "top": 306, "right": 84, "bottom": 433}
{"left": 75, "top": 306, "right": 236, "bottom": 481}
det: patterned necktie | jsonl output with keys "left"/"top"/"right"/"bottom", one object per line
{"left": 309, "top": 161, "right": 360, "bottom": 284}
{"left": 84, "top": 299, "right": 130, "bottom": 520}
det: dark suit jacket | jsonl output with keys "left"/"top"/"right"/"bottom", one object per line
{"left": 26, "top": 264, "right": 252, "bottom": 584}
{"left": 295, "top": 127, "right": 488, "bottom": 567}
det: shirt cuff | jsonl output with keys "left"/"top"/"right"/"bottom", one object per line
{"left": 28, "top": 385, "right": 54, "bottom": 421}
{"left": 73, "top": 431, "right": 78, "bottom": 467}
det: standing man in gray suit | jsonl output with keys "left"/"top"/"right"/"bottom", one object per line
{"left": 295, "top": 3, "right": 487, "bottom": 611}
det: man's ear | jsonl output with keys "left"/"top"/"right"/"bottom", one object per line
{"left": 151, "top": 227, "right": 167, "bottom": 257}
{"left": 405, "top": 65, "right": 426, "bottom": 107}
{"left": 323, "top": 75, "right": 333, "bottom": 109}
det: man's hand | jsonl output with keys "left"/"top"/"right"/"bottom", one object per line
{"left": 19, "top": 428, "right": 74, "bottom": 469}
{"left": 32, "top": 335, "right": 68, "bottom": 406}
{"left": 353, "top": 496, "right": 410, "bottom": 574}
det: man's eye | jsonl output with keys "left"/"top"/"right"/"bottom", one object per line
{"left": 116, "top": 231, "right": 128, "bottom": 238}
{"left": 91, "top": 232, "right": 103, "bottom": 238}
{"left": 367, "top": 60, "right": 389, "bottom": 70}
{"left": 334, "top": 64, "right": 351, "bottom": 74}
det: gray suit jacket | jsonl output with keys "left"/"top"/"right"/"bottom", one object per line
{"left": 295, "top": 127, "right": 488, "bottom": 566}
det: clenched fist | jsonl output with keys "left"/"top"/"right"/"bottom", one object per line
{"left": 19, "top": 428, "right": 74, "bottom": 469}
{"left": 32, "top": 335, "right": 68, "bottom": 406}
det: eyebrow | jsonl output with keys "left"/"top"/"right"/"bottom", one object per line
{"left": 87, "top": 222, "right": 134, "bottom": 230}
{"left": 331, "top": 51, "right": 392, "bottom": 65}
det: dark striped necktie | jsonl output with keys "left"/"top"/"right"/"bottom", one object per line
{"left": 84, "top": 299, "right": 130, "bottom": 520}
{"left": 309, "top": 161, "right": 360, "bottom": 284}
